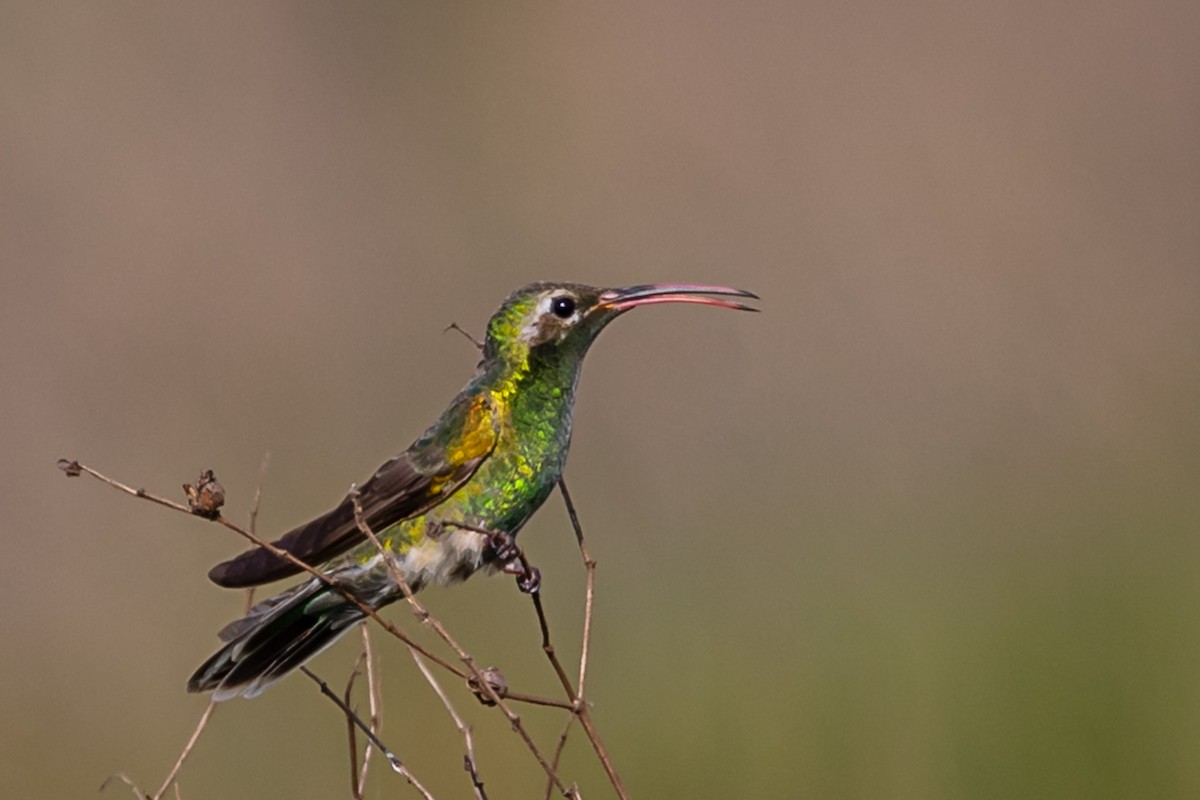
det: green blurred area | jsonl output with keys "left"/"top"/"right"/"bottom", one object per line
{"left": 3, "top": 2, "right": 1199, "bottom": 797}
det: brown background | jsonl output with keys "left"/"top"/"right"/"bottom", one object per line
{"left": 3, "top": 2, "right": 1199, "bottom": 798}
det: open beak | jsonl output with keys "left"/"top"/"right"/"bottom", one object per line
{"left": 597, "top": 283, "right": 760, "bottom": 313}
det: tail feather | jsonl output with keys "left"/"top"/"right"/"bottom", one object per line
{"left": 188, "top": 580, "right": 364, "bottom": 700}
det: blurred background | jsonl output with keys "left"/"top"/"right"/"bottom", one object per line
{"left": 3, "top": 2, "right": 1198, "bottom": 798}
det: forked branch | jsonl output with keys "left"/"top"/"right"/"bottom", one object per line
{"left": 61, "top": 459, "right": 623, "bottom": 798}
{"left": 347, "top": 488, "right": 570, "bottom": 796}
{"left": 301, "top": 666, "right": 434, "bottom": 798}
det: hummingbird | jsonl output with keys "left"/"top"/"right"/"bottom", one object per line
{"left": 189, "top": 282, "right": 757, "bottom": 700}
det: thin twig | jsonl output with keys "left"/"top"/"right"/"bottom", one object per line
{"left": 530, "top": 591, "right": 578, "bottom": 702}
{"left": 556, "top": 479, "right": 627, "bottom": 800}
{"left": 357, "top": 625, "right": 381, "bottom": 795}
{"left": 148, "top": 701, "right": 216, "bottom": 800}
{"left": 57, "top": 459, "right": 464, "bottom": 676}
{"left": 344, "top": 651, "right": 367, "bottom": 799}
{"left": 324, "top": 639, "right": 384, "bottom": 800}
{"left": 436, "top": 519, "right": 577, "bottom": 701}
{"left": 301, "top": 667, "right": 436, "bottom": 800}
{"left": 58, "top": 460, "right": 437, "bottom": 797}
{"left": 411, "top": 651, "right": 488, "bottom": 800}
{"left": 544, "top": 715, "right": 578, "bottom": 800}
{"left": 445, "top": 481, "right": 625, "bottom": 798}
{"left": 59, "top": 459, "right": 574, "bottom": 716}
{"left": 558, "top": 480, "right": 597, "bottom": 701}
{"left": 62, "top": 459, "right": 581, "bottom": 795}
{"left": 503, "top": 690, "right": 574, "bottom": 710}
{"left": 100, "top": 773, "right": 149, "bottom": 799}
{"left": 248, "top": 452, "right": 270, "bottom": 537}
{"left": 347, "top": 488, "right": 569, "bottom": 796}
{"left": 244, "top": 458, "right": 269, "bottom": 616}
{"left": 148, "top": 464, "right": 270, "bottom": 800}
{"left": 443, "top": 322, "right": 484, "bottom": 350}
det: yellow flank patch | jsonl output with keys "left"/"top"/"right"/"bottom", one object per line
{"left": 447, "top": 395, "right": 501, "bottom": 465}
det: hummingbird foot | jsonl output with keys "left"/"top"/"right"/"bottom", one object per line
{"left": 485, "top": 531, "right": 541, "bottom": 594}
{"left": 481, "top": 529, "right": 522, "bottom": 564}
{"left": 511, "top": 564, "right": 541, "bottom": 594}
{"left": 442, "top": 521, "right": 542, "bottom": 594}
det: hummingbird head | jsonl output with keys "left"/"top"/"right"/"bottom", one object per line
{"left": 483, "top": 282, "right": 759, "bottom": 370}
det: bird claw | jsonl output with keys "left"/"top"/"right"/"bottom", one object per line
{"left": 516, "top": 566, "right": 541, "bottom": 594}
{"left": 483, "top": 530, "right": 521, "bottom": 563}
{"left": 480, "top": 530, "right": 539, "bottom": 593}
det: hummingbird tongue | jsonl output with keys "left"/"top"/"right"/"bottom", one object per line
{"left": 599, "top": 283, "right": 760, "bottom": 312}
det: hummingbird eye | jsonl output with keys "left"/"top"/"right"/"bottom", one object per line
{"left": 550, "top": 296, "right": 576, "bottom": 319}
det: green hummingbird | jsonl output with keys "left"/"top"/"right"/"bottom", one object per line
{"left": 189, "top": 282, "right": 757, "bottom": 700}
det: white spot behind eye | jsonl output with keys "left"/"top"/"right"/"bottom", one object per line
{"left": 520, "top": 292, "right": 580, "bottom": 342}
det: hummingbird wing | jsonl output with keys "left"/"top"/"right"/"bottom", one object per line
{"left": 207, "top": 393, "right": 500, "bottom": 588}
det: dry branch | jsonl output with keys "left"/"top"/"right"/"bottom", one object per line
{"left": 302, "top": 667, "right": 435, "bottom": 799}
{"left": 347, "top": 487, "right": 571, "bottom": 796}
{"left": 61, "top": 459, "right": 628, "bottom": 798}
{"left": 411, "top": 651, "right": 488, "bottom": 800}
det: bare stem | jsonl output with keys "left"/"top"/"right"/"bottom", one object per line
{"left": 59, "top": 458, "right": 572, "bottom": 690}
{"left": 301, "top": 667, "right": 435, "bottom": 799}
{"left": 146, "top": 467, "right": 270, "bottom": 800}
{"left": 411, "top": 651, "right": 488, "bottom": 800}
{"left": 248, "top": 452, "right": 270, "bottom": 537}
{"left": 443, "top": 322, "right": 485, "bottom": 350}
{"left": 348, "top": 489, "right": 569, "bottom": 796}
{"left": 344, "top": 652, "right": 367, "bottom": 799}
{"left": 145, "top": 701, "right": 216, "bottom": 800}
{"left": 100, "top": 773, "right": 149, "bottom": 799}
{"left": 358, "top": 625, "right": 381, "bottom": 794}
{"left": 62, "top": 459, "right": 588, "bottom": 797}
{"left": 556, "top": 479, "right": 628, "bottom": 800}
{"left": 345, "top": 652, "right": 367, "bottom": 796}
{"left": 544, "top": 715, "right": 578, "bottom": 800}
{"left": 58, "top": 459, "right": 466, "bottom": 676}
{"left": 438, "top": 519, "right": 578, "bottom": 703}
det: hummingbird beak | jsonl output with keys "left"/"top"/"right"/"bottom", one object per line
{"left": 596, "top": 283, "right": 760, "bottom": 313}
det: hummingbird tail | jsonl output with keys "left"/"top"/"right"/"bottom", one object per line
{"left": 187, "top": 580, "right": 365, "bottom": 700}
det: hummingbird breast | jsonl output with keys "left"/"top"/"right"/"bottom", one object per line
{"left": 452, "top": 375, "right": 577, "bottom": 534}
{"left": 352, "top": 367, "right": 580, "bottom": 601}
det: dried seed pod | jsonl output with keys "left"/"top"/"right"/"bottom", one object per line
{"left": 467, "top": 666, "right": 508, "bottom": 706}
{"left": 184, "top": 469, "right": 225, "bottom": 519}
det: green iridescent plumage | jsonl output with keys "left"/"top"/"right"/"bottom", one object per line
{"left": 189, "top": 281, "right": 757, "bottom": 699}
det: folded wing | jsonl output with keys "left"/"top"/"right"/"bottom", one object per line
{"left": 207, "top": 393, "right": 500, "bottom": 588}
